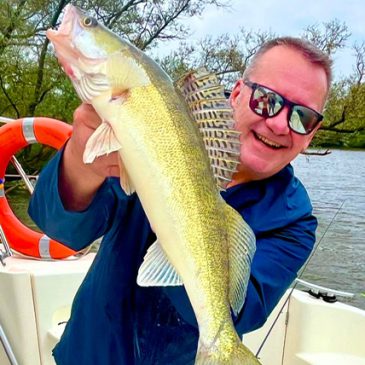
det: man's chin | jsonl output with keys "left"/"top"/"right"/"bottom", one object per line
{"left": 239, "top": 154, "right": 282, "bottom": 181}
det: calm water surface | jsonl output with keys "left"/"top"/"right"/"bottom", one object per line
{"left": 4, "top": 150, "right": 365, "bottom": 309}
{"left": 292, "top": 149, "right": 365, "bottom": 310}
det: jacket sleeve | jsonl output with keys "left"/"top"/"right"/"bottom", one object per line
{"left": 162, "top": 213, "right": 317, "bottom": 334}
{"left": 28, "top": 147, "right": 117, "bottom": 251}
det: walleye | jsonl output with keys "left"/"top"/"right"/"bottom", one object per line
{"left": 47, "top": 5, "right": 260, "bottom": 364}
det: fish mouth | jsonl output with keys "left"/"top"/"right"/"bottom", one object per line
{"left": 46, "top": 4, "right": 83, "bottom": 75}
{"left": 46, "top": 5, "right": 105, "bottom": 79}
{"left": 46, "top": 4, "right": 79, "bottom": 43}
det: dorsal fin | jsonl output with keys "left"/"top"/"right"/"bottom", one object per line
{"left": 175, "top": 68, "right": 241, "bottom": 190}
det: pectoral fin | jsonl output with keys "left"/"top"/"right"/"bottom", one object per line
{"left": 137, "top": 240, "right": 183, "bottom": 287}
{"left": 224, "top": 204, "right": 256, "bottom": 316}
{"left": 83, "top": 122, "right": 122, "bottom": 164}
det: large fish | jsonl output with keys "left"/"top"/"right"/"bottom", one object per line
{"left": 47, "top": 5, "right": 259, "bottom": 364}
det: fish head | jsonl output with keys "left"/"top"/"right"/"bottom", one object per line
{"left": 47, "top": 5, "right": 112, "bottom": 79}
{"left": 47, "top": 4, "right": 151, "bottom": 103}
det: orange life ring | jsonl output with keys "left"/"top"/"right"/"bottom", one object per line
{"left": 0, "top": 117, "right": 77, "bottom": 259}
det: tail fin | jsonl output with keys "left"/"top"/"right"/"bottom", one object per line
{"left": 195, "top": 335, "right": 261, "bottom": 365}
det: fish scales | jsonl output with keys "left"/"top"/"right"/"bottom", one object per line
{"left": 121, "top": 85, "right": 231, "bottom": 332}
{"left": 47, "top": 5, "right": 260, "bottom": 364}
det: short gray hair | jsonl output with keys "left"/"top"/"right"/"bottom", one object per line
{"left": 244, "top": 36, "right": 333, "bottom": 91}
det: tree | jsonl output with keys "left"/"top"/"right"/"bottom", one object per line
{"left": 159, "top": 29, "right": 275, "bottom": 89}
{"left": 299, "top": 20, "right": 365, "bottom": 147}
{"left": 312, "top": 42, "right": 365, "bottom": 147}
{"left": 160, "top": 18, "right": 365, "bottom": 148}
{"left": 0, "top": 0, "right": 229, "bottom": 171}
{"left": 0, "top": 0, "right": 229, "bottom": 121}
{"left": 0, "top": 2, "right": 364, "bottom": 153}
{"left": 302, "top": 19, "right": 351, "bottom": 56}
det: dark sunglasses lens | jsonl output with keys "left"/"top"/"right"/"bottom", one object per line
{"left": 290, "top": 106, "right": 319, "bottom": 134}
{"left": 251, "top": 87, "right": 284, "bottom": 117}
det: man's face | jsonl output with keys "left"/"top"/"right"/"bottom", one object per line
{"left": 230, "top": 45, "right": 328, "bottom": 183}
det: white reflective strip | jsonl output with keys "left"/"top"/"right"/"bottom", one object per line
{"left": 0, "top": 188, "right": 4, "bottom": 198}
{"left": 39, "top": 235, "right": 51, "bottom": 259}
{"left": 22, "top": 118, "right": 37, "bottom": 144}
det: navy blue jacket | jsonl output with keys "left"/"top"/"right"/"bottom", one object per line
{"left": 29, "top": 149, "right": 317, "bottom": 365}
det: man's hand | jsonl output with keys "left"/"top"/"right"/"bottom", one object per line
{"left": 71, "top": 103, "right": 120, "bottom": 178}
{"left": 59, "top": 103, "right": 120, "bottom": 211}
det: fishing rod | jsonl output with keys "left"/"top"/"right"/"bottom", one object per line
{"left": 255, "top": 198, "right": 347, "bottom": 359}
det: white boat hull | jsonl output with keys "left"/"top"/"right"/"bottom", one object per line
{"left": 244, "top": 289, "right": 365, "bottom": 364}
{"left": 0, "top": 253, "right": 95, "bottom": 365}
{"left": 1, "top": 252, "right": 364, "bottom": 365}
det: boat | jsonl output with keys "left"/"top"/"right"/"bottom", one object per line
{"left": 1, "top": 250, "right": 364, "bottom": 365}
{"left": 1, "top": 116, "right": 365, "bottom": 365}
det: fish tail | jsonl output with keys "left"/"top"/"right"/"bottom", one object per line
{"left": 195, "top": 336, "right": 261, "bottom": 365}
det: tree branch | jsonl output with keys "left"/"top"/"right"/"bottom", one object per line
{"left": 105, "top": 0, "right": 146, "bottom": 28}
{"left": 0, "top": 75, "right": 20, "bottom": 118}
{"left": 320, "top": 126, "right": 365, "bottom": 133}
{"left": 0, "top": 0, "right": 27, "bottom": 55}
{"left": 28, "top": 0, "right": 71, "bottom": 116}
{"left": 140, "top": 1, "right": 191, "bottom": 50}
{"left": 301, "top": 149, "right": 332, "bottom": 156}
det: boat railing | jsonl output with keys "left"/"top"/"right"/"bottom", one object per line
{"left": 295, "top": 278, "right": 355, "bottom": 302}
{"left": 0, "top": 324, "right": 19, "bottom": 365}
{"left": 0, "top": 225, "right": 13, "bottom": 266}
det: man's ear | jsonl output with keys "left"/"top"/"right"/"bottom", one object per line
{"left": 230, "top": 79, "right": 244, "bottom": 109}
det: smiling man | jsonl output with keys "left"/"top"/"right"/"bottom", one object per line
{"left": 230, "top": 39, "right": 330, "bottom": 185}
{"left": 29, "top": 37, "right": 332, "bottom": 365}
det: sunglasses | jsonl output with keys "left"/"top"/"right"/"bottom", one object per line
{"left": 244, "top": 80, "right": 323, "bottom": 135}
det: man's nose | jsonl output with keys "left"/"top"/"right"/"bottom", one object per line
{"left": 265, "top": 107, "right": 290, "bottom": 135}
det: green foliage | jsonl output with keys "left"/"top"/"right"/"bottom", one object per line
{"left": 318, "top": 72, "right": 365, "bottom": 146}
{"left": 0, "top": 0, "right": 229, "bottom": 171}
{"left": 159, "top": 29, "right": 275, "bottom": 89}
{"left": 0, "top": 0, "right": 229, "bottom": 122}
{"left": 312, "top": 130, "right": 344, "bottom": 148}
{"left": 35, "top": 76, "right": 79, "bottom": 122}
{"left": 344, "top": 131, "right": 365, "bottom": 148}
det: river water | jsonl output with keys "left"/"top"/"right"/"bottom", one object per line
{"left": 3, "top": 149, "right": 365, "bottom": 310}
{"left": 292, "top": 149, "right": 365, "bottom": 310}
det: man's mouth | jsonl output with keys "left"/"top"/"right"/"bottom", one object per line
{"left": 254, "top": 132, "right": 284, "bottom": 149}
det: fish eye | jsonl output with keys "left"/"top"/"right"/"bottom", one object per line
{"left": 82, "top": 17, "right": 98, "bottom": 28}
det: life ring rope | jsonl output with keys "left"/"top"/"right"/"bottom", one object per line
{"left": 0, "top": 117, "right": 78, "bottom": 260}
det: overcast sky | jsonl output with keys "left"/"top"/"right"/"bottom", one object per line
{"left": 170, "top": 0, "right": 365, "bottom": 80}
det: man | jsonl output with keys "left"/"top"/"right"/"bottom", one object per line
{"left": 29, "top": 36, "right": 332, "bottom": 364}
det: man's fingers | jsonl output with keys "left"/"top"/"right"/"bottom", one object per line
{"left": 71, "top": 103, "right": 120, "bottom": 178}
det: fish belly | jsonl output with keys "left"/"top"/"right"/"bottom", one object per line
{"left": 99, "top": 85, "right": 232, "bottom": 339}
